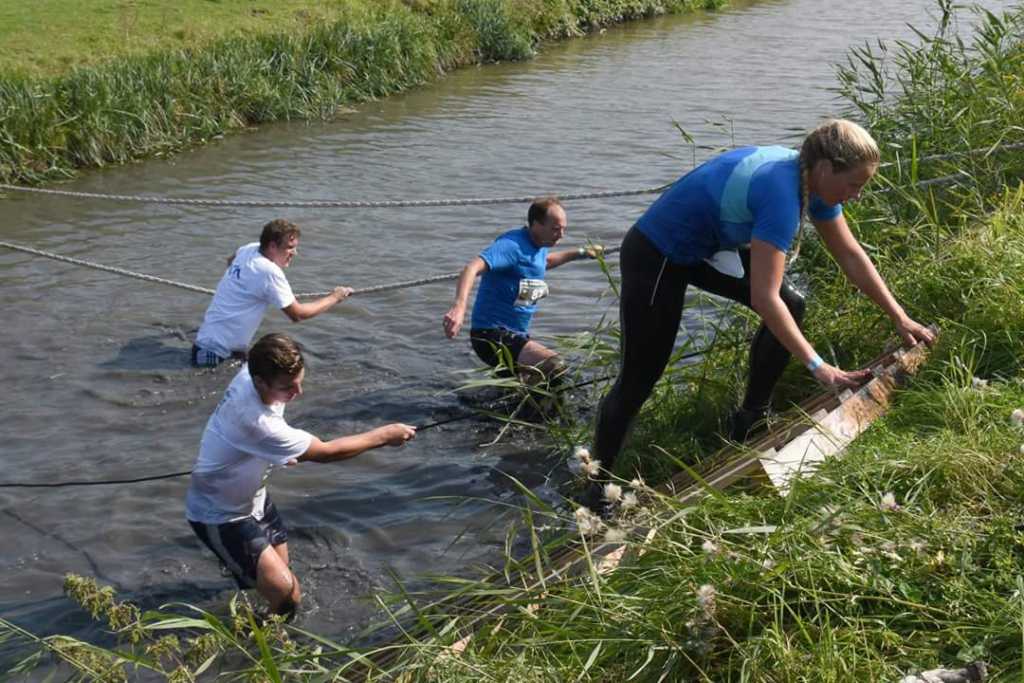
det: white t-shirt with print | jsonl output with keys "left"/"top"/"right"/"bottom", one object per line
{"left": 185, "top": 367, "right": 313, "bottom": 524}
{"left": 195, "top": 242, "right": 296, "bottom": 358}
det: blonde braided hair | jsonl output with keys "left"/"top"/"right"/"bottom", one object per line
{"left": 789, "top": 119, "right": 880, "bottom": 264}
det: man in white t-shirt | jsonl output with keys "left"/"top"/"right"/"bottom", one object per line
{"left": 192, "top": 219, "right": 353, "bottom": 367}
{"left": 186, "top": 333, "right": 416, "bottom": 617}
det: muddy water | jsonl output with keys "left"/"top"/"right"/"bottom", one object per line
{"left": 0, "top": 0, "right": 1009, "bottom": 652}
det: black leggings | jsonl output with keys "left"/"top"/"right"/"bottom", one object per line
{"left": 594, "top": 227, "right": 806, "bottom": 472}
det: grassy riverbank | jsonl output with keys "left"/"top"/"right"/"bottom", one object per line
{"left": 0, "top": 0, "right": 725, "bottom": 185}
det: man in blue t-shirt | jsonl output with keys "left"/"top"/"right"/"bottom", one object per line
{"left": 442, "top": 197, "right": 601, "bottom": 383}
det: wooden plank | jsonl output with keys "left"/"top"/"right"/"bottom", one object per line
{"left": 760, "top": 383, "right": 880, "bottom": 491}
{"left": 665, "top": 337, "right": 931, "bottom": 496}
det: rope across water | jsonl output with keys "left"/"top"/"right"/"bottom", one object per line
{"left": 0, "top": 240, "right": 621, "bottom": 298}
{"left": 1, "top": 140, "right": 1019, "bottom": 209}
{"left": 0, "top": 183, "right": 673, "bottom": 208}
{"left": 0, "top": 169, "right": 993, "bottom": 299}
{"left": 2, "top": 139, "right": 1018, "bottom": 296}
{"left": 2, "top": 139, "right": 1018, "bottom": 295}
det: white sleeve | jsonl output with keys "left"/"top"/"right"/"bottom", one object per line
{"left": 265, "top": 268, "right": 296, "bottom": 309}
{"left": 250, "top": 414, "right": 313, "bottom": 465}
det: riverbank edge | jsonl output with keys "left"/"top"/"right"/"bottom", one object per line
{"left": 0, "top": 0, "right": 726, "bottom": 186}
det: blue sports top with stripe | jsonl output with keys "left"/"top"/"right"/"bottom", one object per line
{"left": 635, "top": 146, "right": 842, "bottom": 265}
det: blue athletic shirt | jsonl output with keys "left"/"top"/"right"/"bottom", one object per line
{"left": 471, "top": 227, "right": 549, "bottom": 335}
{"left": 635, "top": 146, "right": 843, "bottom": 265}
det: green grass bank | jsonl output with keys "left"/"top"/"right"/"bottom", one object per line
{"left": 0, "top": 0, "right": 726, "bottom": 185}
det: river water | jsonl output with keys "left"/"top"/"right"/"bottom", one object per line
{"left": 0, "top": 0, "right": 1011, "bottom": 656}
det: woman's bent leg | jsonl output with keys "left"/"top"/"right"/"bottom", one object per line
{"left": 684, "top": 250, "right": 806, "bottom": 439}
{"left": 742, "top": 278, "right": 806, "bottom": 411}
{"left": 685, "top": 250, "right": 807, "bottom": 414}
{"left": 594, "top": 228, "right": 688, "bottom": 474}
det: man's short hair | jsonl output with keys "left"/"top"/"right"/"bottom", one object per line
{"left": 248, "top": 333, "right": 304, "bottom": 384}
{"left": 259, "top": 219, "right": 302, "bottom": 251}
{"left": 527, "top": 197, "right": 563, "bottom": 228}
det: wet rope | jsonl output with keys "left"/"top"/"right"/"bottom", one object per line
{"left": 0, "top": 470, "right": 195, "bottom": 488}
{"left": 0, "top": 143, "right": 1014, "bottom": 296}
{"left": 0, "top": 183, "right": 673, "bottom": 208}
{"left": 1, "top": 140, "right": 1019, "bottom": 208}
{"left": 0, "top": 240, "right": 218, "bottom": 295}
{"left": 0, "top": 240, "right": 621, "bottom": 298}
{"left": 0, "top": 342, "right": 728, "bottom": 489}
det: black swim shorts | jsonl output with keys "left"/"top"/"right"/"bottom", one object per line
{"left": 188, "top": 498, "right": 288, "bottom": 589}
{"left": 470, "top": 328, "right": 530, "bottom": 368}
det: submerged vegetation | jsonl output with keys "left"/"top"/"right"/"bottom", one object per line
{"left": 5, "top": 0, "right": 1024, "bottom": 681}
{"left": 0, "top": 0, "right": 726, "bottom": 185}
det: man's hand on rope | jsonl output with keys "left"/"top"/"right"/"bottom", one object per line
{"left": 578, "top": 244, "right": 605, "bottom": 260}
{"left": 332, "top": 286, "right": 354, "bottom": 302}
{"left": 378, "top": 423, "right": 417, "bottom": 447}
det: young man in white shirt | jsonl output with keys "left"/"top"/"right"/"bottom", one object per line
{"left": 192, "top": 219, "right": 353, "bottom": 367}
{"left": 185, "top": 333, "right": 416, "bottom": 617}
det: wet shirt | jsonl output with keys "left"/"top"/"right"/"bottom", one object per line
{"left": 185, "top": 367, "right": 312, "bottom": 525}
{"left": 471, "top": 227, "right": 549, "bottom": 335}
{"left": 635, "top": 146, "right": 842, "bottom": 265}
{"left": 195, "top": 243, "right": 296, "bottom": 357}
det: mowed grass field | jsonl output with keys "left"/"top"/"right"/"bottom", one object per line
{"left": 0, "top": 0, "right": 358, "bottom": 77}
{"left": 0, "top": 0, "right": 726, "bottom": 182}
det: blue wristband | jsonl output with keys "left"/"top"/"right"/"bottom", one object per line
{"left": 806, "top": 354, "right": 824, "bottom": 372}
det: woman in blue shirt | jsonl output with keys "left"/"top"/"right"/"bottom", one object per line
{"left": 593, "top": 119, "right": 933, "bottom": 478}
